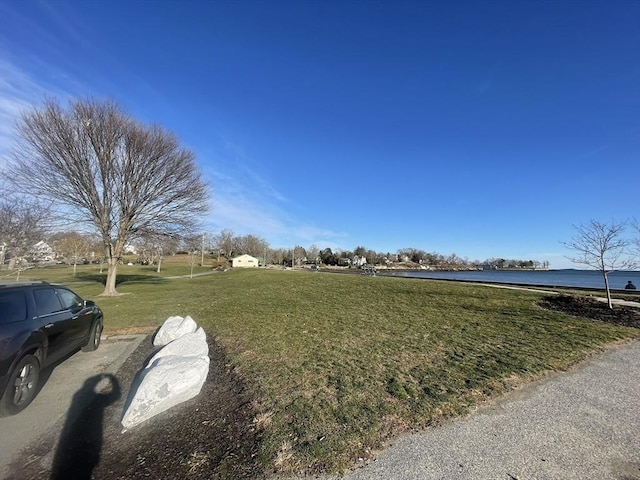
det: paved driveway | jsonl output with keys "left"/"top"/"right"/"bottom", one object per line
{"left": 0, "top": 335, "right": 145, "bottom": 479}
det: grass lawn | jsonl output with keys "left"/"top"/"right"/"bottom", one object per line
{"left": 12, "top": 265, "right": 640, "bottom": 474}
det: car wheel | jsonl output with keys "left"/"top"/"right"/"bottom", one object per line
{"left": 0, "top": 354, "right": 40, "bottom": 417}
{"left": 82, "top": 318, "right": 103, "bottom": 352}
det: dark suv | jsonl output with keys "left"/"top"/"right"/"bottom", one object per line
{"left": 0, "top": 281, "right": 103, "bottom": 416}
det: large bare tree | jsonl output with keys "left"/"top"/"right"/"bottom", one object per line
{"left": 11, "top": 98, "right": 209, "bottom": 295}
{"left": 563, "top": 219, "right": 637, "bottom": 308}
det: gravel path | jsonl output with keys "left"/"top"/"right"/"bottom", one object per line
{"left": 322, "top": 340, "right": 640, "bottom": 480}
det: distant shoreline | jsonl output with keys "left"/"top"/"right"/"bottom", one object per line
{"left": 315, "top": 266, "right": 640, "bottom": 295}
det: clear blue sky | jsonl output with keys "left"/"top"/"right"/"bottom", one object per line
{"left": 1, "top": 0, "right": 638, "bottom": 268}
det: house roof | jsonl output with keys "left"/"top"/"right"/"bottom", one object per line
{"left": 231, "top": 254, "right": 258, "bottom": 260}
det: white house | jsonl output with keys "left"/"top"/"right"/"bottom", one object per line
{"left": 352, "top": 255, "right": 367, "bottom": 267}
{"left": 231, "top": 254, "right": 259, "bottom": 268}
{"left": 30, "top": 241, "right": 55, "bottom": 263}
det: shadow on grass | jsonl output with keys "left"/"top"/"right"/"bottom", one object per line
{"left": 76, "top": 273, "right": 168, "bottom": 286}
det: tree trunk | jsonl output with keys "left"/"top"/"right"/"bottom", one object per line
{"left": 157, "top": 256, "right": 162, "bottom": 273}
{"left": 603, "top": 271, "right": 613, "bottom": 309}
{"left": 102, "top": 257, "right": 119, "bottom": 296}
{"left": 73, "top": 261, "right": 77, "bottom": 276}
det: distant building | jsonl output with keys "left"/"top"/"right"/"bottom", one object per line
{"left": 124, "top": 244, "right": 137, "bottom": 255}
{"left": 30, "top": 241, "right": 54, "bottom": 263}
{"left": 231, "top": 254, "right": 259, "bottom": 268}
{"left": 352, "top": 255, "right": 367, "bottom": 267}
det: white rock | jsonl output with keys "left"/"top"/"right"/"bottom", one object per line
{"left": 121, "top": 355, "right": 210, "bottom": 430}
{"left": 147, "top": 327, "right": 208, "bottom": 368}
{"left": 153, "top": 315, "right": 198, "bottom": 346}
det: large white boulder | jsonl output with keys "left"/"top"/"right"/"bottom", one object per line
{"left": 153, "top": 315, "right": 198, "bottom": 346}
{"left": 147, "top": 327, "right": 208, "bottom": 368}
{"left": 121, "top": 355, "right": 210, "bottom": 430}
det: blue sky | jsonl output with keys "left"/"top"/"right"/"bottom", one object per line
{"left": 1, "top": 0, "right": 638, "bottom": 268}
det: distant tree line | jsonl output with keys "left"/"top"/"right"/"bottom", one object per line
{"left": 2, "top": 213, "right": 556, "bottom": 274}
{"left": 6, "top": 208, "right": 639, "bottom": 279}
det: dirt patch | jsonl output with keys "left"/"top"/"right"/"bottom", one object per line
{"left": 539, "top": 295, "right": 640, "bottom": 329}
{"left": 5, "top": 337, "right": 265, "bottom": 480}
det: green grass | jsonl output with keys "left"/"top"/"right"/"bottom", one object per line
{"left": 11, "top": 266, "right": 640, "bottom": 473}
{"left": 11, "top": 261, "right": 212, "bottom": 284}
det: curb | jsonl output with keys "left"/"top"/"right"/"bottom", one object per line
{"left": 103, "top": 334, "right": 148, "bottom": 374}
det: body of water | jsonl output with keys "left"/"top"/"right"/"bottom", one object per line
{"left": 382, "top": 269, "right": 640, "bottom": 291}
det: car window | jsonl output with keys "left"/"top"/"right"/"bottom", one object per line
{"left": 56, "top": 288, "right": 83, "bottom": 310}
{"left": 33, "top": 288, "right": 63, "bottom": 316}
{"left": 0, "top": 290, "right": 28, "bottom": 324}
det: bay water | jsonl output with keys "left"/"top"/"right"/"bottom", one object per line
{"left": 382, "top": 269, "right": 640, "bottom": 291}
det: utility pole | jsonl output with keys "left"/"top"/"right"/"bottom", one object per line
{"left": 201, "top": 232, "right": 205, "bottom": 266}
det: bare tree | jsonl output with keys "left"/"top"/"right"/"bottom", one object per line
{"left": 0, "top": 180, "right": 51, "bottom": 271}
{"left": 271, "top": 247, "right": 286, "bottom": 266}
{"left": 182, "top": 234, "right": 203, "bottom": 279}
{"left": 213, "top": 229, "right": 235, "bottom": 259}
{"left": 563, "top": 219, "right": 637, "bottom": 308}
{"left": 134, "top": 233, "right": 180, "bottom": 273}
{"left": 292, "top": 245, "right": 307, "bottom": 267}
{"left": 92, "top": 238, "right": 107, "bottom": 274}
{"left": 307, "top": 244, "right": 320, "bottom": 263}
{"left": 11, "top": 98, "right": 209, "bottom": 295}
{"left": 630, "top": 217, "right": 640, "bottom": 261}
{"left": 50, "top": 231, "right": 93, "bottom": 276}
{"left": 242, "top": 234, "right": 269, "bottom": 258}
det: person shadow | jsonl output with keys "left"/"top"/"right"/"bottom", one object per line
{"left": 49, "top": 373, "right": 121, "bottom": 480}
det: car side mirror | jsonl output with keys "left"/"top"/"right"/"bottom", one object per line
{"left": 84, "top": 300, "right": 95, "bottom": 307}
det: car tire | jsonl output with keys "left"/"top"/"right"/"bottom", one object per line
{"left": 0, "top": 354, "right": 40, "bottom": 417}
{"left": 82, "top": 318, "right": 103, "bottom": 352}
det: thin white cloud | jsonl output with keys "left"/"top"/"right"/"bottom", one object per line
{"left": 477, "top": 63, "right": 501, "bottom": 94}
{"left": 208, "top": 208, "right": 348, "bottom": 250}
{"left": 219, "top": 137, "right": 288, "bottom": 203}
{"left": 200, "top": 147, "right": 346, "bottom": 249}
{"left": 0, "top": 55, "right": 73, "bottom": 166}
{"left": 0, "top": 59, "right": 39, "bottom": 158}
{"left": 36, "top": 2, "right": 92, "bottom": 52}
{"left": 576, "top": 144, "right": 610, "bottom": 160}
{"left": 290, "top": 225, "right": 349, "bottom": 250}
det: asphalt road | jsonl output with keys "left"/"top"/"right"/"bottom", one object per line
{"left": 0, "top": 334, "right": 146, "bottom": 479}
{"left": 319, "top": 340, "right": 640, "bottom": 480}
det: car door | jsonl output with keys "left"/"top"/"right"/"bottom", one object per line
{"left": 0, "top": 289, "right": 31, "bottom": 381}
{"left": 32, "top": 287, "right": 75, "bottom": 365}
{"left": 55, "top": 288, "right": 93, "bottom": 346}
